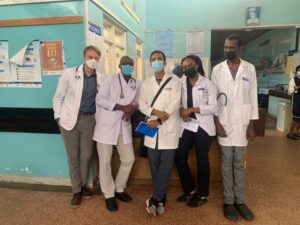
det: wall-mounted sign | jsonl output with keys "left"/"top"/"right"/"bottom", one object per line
{"left": 246, "top": 7, "right": 261, "bottom": 26}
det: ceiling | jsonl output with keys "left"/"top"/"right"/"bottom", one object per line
{"left": 211, "top": 29, "right": 271, "bottom": 62}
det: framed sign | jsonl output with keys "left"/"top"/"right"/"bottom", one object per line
{"left": 246, "top": 7, "right": 261, "bottom": 25}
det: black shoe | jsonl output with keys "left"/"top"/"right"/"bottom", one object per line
{"left": 105, "top": 197, "right": 118, "bottom": 211}
{"left": 115, "top": 192, "right": 132, "bottom": 202}
{"left": 224, "top": 204, "right": 238, "bottom": 222}
{"left": 287, "top": 134, "right": 298, "bottom": 140}
{"left": 187, "top": 195, "right": 207, "bottom": 208}
{"left": 176, "top": 193, "right": 193, "bottom": 202}
{"left": 70, "top": 192, "right": 82, "bottom": 208}
{"left": 235, "top": 203, "right": 255, "bottom": 221}
{"left": 81, "top": 187, "right": 93, "bottom": 199}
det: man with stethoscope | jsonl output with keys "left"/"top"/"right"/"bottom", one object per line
{"left": 53, "top": 46, "right": 105, "bottom": 208}
{"left": 211, "top": 34, "right": 258, "bottom": 222}
{"left": 93, "top": 55, "right": 141, "bottom": 212}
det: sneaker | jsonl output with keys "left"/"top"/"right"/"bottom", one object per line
{"left": 156, "top": 195, "right": 167, "bottom": 215}
{"left": 187, "top": 195, "right": 207, "bottom": 208}
{"left": 224, "top": 204, "right": 238, "bottom": 222}
{"left": 235, "top": 203, "right": 255, "bottom": 221}
{"left": 146, "top": 197, "right": 159, "bottom": 216}
{"left": 70, "top": 192, "right": 82, "bottom": 208}
{"left": 81, "top": 187, "right": 93, "bottom": 199}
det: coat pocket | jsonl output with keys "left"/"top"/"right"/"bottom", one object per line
{"left": 98, "top": 109, "right": 118, "bottom": 125}
{"left": 241, "top": 104, "right": 252, "bottom": 125}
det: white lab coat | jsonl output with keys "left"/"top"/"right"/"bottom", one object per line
{"left": 93, "top": 73, "right": 141, "bottom": 145}
{"left": 211, "top": 59, "right": 259, "bottom": 147}
{"left": 53, "top": 64, "right": 105, "bottom": 131}
{"left": 181, "top": 75, "right": 218, "bottom": 136}
{"left": 139, "top": 73, "right": 181, "bottom": 150}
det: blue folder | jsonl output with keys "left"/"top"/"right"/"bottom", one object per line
{"left": 135, "top": 122, "right": 158, "bottom": 137}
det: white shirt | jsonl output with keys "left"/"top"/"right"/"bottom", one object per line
{"left": 93, "top": 73, "right": 141, "bottom": 145}
{"left": 52, "top": 64, "right": 105, "bottom": 131}
{"left": 138, "top": 73, "right": 181, "bottom": 150}
{"left": 181, "top": 75, "right": 218, "bottom": 136}
{"left": 211, "top": 59, "right": 259, "bottom": 146}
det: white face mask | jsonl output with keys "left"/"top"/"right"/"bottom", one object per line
{"left": 296, "top": 71, "right": 300, "bottom": 76}
{"left": 86, "top": 59, "right": 98, "bottom": 70}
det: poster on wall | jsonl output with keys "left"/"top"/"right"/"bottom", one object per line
{"left": 245, "top": 7, "right": 261, "bottom": 26}
{"left": 0, "top": 40, "right": 11, "bottom": 87}
{"left": 156, "top": 31, "right": 173, "bottom": 58}
{"left": 86, "top": 21, "right": 105, "bottom": 73}
{"left": 9, "top": 40, "right": 42, "bottom": 88}
{"left": 186, "top": 31, "right": 204, "bottom": 55}
{"left": 41, "top": 40, "right": 65, "bottom": 75}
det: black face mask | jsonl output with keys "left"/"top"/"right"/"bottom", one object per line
{"left": 224, "top": 51, "right": 237, "bottom": 61}
{"left": 184, "top": 67, "right": 197, "bottom": 79}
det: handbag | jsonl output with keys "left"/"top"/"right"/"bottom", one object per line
{"left": 138, "top": 77, "right": 173, "bottom": 157}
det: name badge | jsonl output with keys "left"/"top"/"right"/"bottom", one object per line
{"left": 242, "top": 77, "right": 249, "bottom": 82}
{"left": 165, "top": 87, "right": 172, "bottom": 91}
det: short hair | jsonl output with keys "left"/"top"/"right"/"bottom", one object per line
{"left": 119, "top": 55, "right": 134, "bottom": 66}
{"left": 83, "top": 45, "right": 101, "bottom": 56}
{"left": 150, "top": 50, "right": 166, "bottom": 62}
{"left": 181, "top": 55, "right": 205, "bottom": 76}
{"left": 226, "top": 34, "right": 243, "bottom": 48}
{"left": 296, "top": 65, "right": 300, "bottom": 72}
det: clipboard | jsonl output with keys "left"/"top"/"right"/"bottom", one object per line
{"left": 135, "top": 122, "right": 158, "bottom": 137}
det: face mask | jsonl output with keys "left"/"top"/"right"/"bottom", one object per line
{"left": 184, "top": 67, "right": 197, "bottom": 79}
{"left": 224, "top": 51, "right": 237, "bottom": 61}
{"left": 121, "top": 65, "right": 134, "bottom": 76}
{"left": 296, "top": 71, "right": 300, "bottom": 76}
{"left": 151, "top": 60, "right": 164, "bottom": 73}
{"left": 86, "top": 59, "right": 98, "bottom": 70}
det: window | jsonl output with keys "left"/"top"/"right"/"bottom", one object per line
{"left": 103, "top": 19, "right": 126, "bottom": 75}
{"left": 136, "top": 41, "right": 143, "bottom": 80}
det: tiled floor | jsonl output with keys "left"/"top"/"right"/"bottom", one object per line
{"left": 0, "top": 129, "right": 300, "bottom": 225}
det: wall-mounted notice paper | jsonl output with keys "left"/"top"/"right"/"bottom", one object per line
{"left": 0, "top": 40, "right": 11, "bottom": 87}
{"left": 9, "top": 40, "right": 42, "bottom": 88}
{"left": 186, "top": 31, "right": 204, "bottom": 55}
{"left": 156, "top": 31, "right": 173, "bottom": 58}
{"left": 41, "top": 40, "right": 65, "bottom": 76}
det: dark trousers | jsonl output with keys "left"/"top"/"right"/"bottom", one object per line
{"left": 147, "top": 148, "right": 176, "bottom": 202}
{"left": 175, "top": 127, "right": 212, "bottom": 197}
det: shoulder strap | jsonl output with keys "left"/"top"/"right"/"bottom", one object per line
{"left": 150, "top": 77, "right": 172, "bottom": 107}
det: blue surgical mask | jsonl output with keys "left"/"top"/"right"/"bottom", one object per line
{"left": 121, "top": 65, "right": 134, "bottom": 76}
{"left": 151, "top": 60, "right": 164, "bottom": 73}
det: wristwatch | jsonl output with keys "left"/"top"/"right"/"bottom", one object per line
{"left": 157, "top": 118, "right": 162, "bottom": 125}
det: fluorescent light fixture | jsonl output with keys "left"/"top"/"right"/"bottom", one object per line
{"left": 121, "top": 0, "right": 141, "bottom": 24}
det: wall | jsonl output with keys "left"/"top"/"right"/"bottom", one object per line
{"left": 0, "top": 0, "right": 146, "bottom": 183}
{"left": 0, "top": 1, "right": 84, "bottom": 181}
{"left": 145, "top": 0, "right": 300, "bottom": 68}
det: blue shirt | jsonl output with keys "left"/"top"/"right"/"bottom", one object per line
{"left": 79, "top": 72, "right": 97, "bottom": 113}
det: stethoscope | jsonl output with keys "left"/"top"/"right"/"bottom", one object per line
{"left": 75, "top": 66, "right": 81, "bottom": 80}
{"left": 217, "top": 93, "right": 227, "bottom": 106}
{"left": 118, "top": 73, "right": 136, "bottom": 99}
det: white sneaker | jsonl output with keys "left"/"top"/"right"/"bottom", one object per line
{"left": 146, "top": 198, "right": 158, "bottom": 216}
{"left": 156, "top": 202, "right": 165, "bottom": 214}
